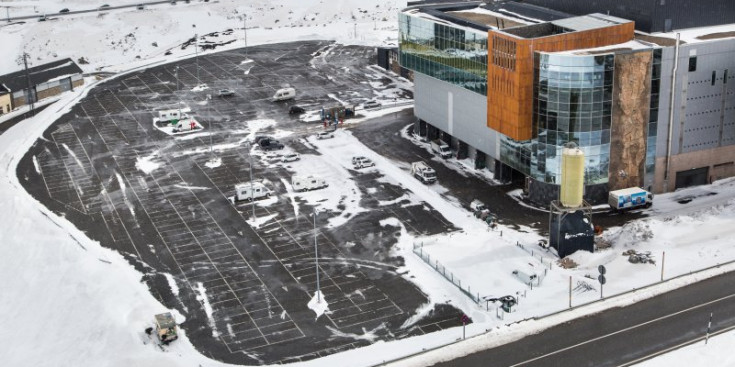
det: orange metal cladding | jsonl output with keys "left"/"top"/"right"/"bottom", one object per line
{"left": 487, "top": 21, "right": 635, "bottom": 141}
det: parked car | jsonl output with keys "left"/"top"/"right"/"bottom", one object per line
{"left": 99, "top": 4, "right": 110, "bottom": 10}
{"left": 218, "top": 89, "right": 235, "bottom": 97}
{"left": 316, "top": 131, "right": 334, "bottom": 140}
{"left": 137, "top": 4, "right": 145, "bottom": 10}
{"left": 38, "top": 15, "right": 47, "bottom": 21}
{"left": 59, "top": 8, "right": 70, "bottom": 13}
{"left": 259, "top": 138, "right": 284, "bottom": 151}
{"left": 352, "top": 156, "right": 375, "bottom": 169}
{"left": 252, "top": 135, "right": 272, "bottom": 145}
{"left": 363, "top": 100, "right": 381, "bottom": 110}
{"left": 289, "top": 105, "right": 305, "bottom": 115}
{"left": 281, "top": 153, "right": 300, "bottom": 162}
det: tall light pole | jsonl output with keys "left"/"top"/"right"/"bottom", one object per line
{"left": 314, "top": 208, "right": 321, "bottom": 302}
{"left": 207, "top": 93, "right": 213, "bottom": 158}
{"left": 243, "top": 16, "right": 248, "bottom": 60}
{"left": 247, "top": 142, "right": 255, "bottom": 220}
{"left": 194, "top": 32, "right": 200, "bottom": 85}
{"left": 175, "top": 66, "right": 181, "bottom": 119}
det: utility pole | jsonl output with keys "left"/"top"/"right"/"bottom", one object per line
{"left": 207, "top": 93, "right": 213, "bottom": 158}
{"left": 314, "top": 208, "right": 320, "bottom": 302}
{"left": 6, "top": 7, "right": 10, "bottom": 22}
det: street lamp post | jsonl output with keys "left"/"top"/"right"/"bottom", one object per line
{"left": 247, "top": 143, "right": 255, "bottom": 220}
{"left": 243, "top": 16, "right": 248, "bottom": 60}
{"left": 314, "top": 208, "right": 320, "bottom": 302}
{"left": 194, "top": 33, "right": 200, "bottom": 85}
{"left": 175, "top": 66, "right": 182, "bottom": 119}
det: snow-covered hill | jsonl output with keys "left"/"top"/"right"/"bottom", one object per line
{"left": 1, "top": 0, "right": 404, "bottom": 73}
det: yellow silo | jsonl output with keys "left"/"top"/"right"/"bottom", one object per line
{"left": 560, "top": 143, "right": 585, "bottom": 208}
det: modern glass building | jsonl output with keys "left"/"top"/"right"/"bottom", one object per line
{"left": 501, "top": 53, "right": 614, "bottom": 186}
{"left": 399, "top": 12, "right": 488, "bottom": 95}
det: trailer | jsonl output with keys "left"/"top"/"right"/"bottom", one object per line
{"left": 292, "top": 175, "right": 328, "bottom": 192}
{"left": 609, "top": 187, "right": 653, "bottom": 211}
{"left": 233, "top": 182, "right": 272, "bottom": 202}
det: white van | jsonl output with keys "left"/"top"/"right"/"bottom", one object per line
{"left": 272, "top": 87, "right": 296, "bottom": 102}
{"left": 292, "top": 175, "right": 327, "bottom": 192}
{"left": 158, "top": 109, "right": 184, "bottom": 122}
{"left": 233, "top": 182, "right": 272, "bottom": 202}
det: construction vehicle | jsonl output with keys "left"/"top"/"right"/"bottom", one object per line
{"left": 154, "top": 313, "right": 178, "bottom": 345}
{"left": 411, "top": 161, "right": 437, "bottom": 184}
{"left": 609, "top": 187, "right": 653, "bottom": 211}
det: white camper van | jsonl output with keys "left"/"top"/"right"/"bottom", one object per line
{"left": 292, "top": 175, "right": 327, "bottom": 192}
{"left": 233, "top": 182, "right": 272, "bottom": 202}
{"left": 158, "top": 109, "right": 184, "bottom": 122}
{"left": 272, "top": 87, "right": 296, "bottom": 102}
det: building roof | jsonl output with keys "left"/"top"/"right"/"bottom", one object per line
{"left": 403, "top": 0, "right": 572, "bottom": 33}
{"left": 551, "top": 13, "right": 630, "bottom": 32}
{"left": 0, "top": 58, "right": 83, "bottom": 93}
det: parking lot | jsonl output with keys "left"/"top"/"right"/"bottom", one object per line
{"left": 19, "top": 41, "right": 465, "bottom": 364}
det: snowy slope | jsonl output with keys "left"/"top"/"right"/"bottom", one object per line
{"left": 0, "top": 0, "right": 404, "bottom": 73}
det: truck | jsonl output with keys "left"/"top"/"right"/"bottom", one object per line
{"left": 233, "top": 182, "right": 272, "bottom": 202}
{"left": 608, "top": 187, "right": 653, "bottom": 211}
{"left": 411, "top": 161, "right": 437, "bottom": 184}
{"left": 154, "top": 312, "right": 178, "bottom": 345}
{"left": 292, "top": 175, "right": 328, "bottom": 192}
{"left": 431, "top": 139, "right": 452, "bottom": 159}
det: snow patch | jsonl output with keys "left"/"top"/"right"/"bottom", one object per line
{"left": 307, "top": 291, "right": 330, "bottom": 320}
{"left": 194, "top": 282, "right": 219, "bottom": 338}
{"left": 205, "top": 157, "right": 222, "bottom": 168}
{"left": 135, "top": 154, "right": 161, "bottom": 174}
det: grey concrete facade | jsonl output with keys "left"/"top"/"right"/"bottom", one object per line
{"left": 655, "top": 37, "right": 735, "bottom": 192}
{"left": 414, "top": 72, "right": 498, "bottom": 160}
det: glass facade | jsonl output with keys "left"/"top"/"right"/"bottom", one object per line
{"left": 399, "top": 13, "right": 488, "bottom": 95}
{"left": 501, "top": 53, "right": 615, "bottom": 185}
{"left": 645, "top": 48, "right": 662, "bottom": 190}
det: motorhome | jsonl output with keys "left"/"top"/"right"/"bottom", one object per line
{"left": 292, "top": 175, "right": 327, "bottom": 192}
{"left": 272, "top": 87, "right": 296, "bottom": 101}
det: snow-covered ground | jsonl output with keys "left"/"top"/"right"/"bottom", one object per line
{"left": 2, "top": 1, "right": 735, "bottom": 366}
{"left": 1, "top": 0, "right": 403, "bottom": 74}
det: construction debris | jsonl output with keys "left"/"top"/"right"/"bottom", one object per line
{"left": 622, "top": 249, "right": 656, "bottom": 264}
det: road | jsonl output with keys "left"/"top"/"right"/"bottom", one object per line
{"left": 431, "top": 270, "right": 735, "bottom": 367}
{"left": 3, "top": 0, "right": 185, "bottom": 21}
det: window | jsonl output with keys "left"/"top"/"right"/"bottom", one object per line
{"left": 688, "top": 56, "right": 697, "bottom": 72}
{"left": 712, "top": 71, "right": 717, "bottom": 86}
{"left": 725, "top": 69, "right": 729, "bottom": 84}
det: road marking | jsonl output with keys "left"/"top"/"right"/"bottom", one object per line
{"left": 617, "top": 323, "right": 735, "bottom": 367}
{"left": 509, "top": 292, "right": 735, "bottom": 366}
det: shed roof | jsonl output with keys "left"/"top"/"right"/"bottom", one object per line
{"left": 0, "top": 58, "right": 83, "bottom": 93}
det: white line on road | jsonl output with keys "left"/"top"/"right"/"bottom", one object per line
{"left": 508, "top": 293, "right": 735, "bottom": 367}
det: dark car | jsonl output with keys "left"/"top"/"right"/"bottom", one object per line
{"left": 259, "top": 138, "right": 284, "bottom": 151}
{"left": 59, "top": 8, "right": 70, "bottom": 13}
{"left": 99, "top": 4, "right": 110, "bottom": 10}
{"left": 253, "top": 135, "right": 272, "bottom": 145}
{"left": 38, "top": 15, "right": 47, "bottom": 21}
{"left": 289, "top": 105, "right": 305, "bottom": 115}
{"left": 218, "top": 89, "right": 235, "bottom": 97}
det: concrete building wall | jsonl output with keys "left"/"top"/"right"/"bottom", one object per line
{"left": 414, "top": 72, "right": 498, "bottom": 159}
{"left": 655, "top": 39, "right": 735, "bottom": 192}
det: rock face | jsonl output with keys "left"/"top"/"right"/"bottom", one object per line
{"left": 609, "top": 51, "right": 652, "bottom": 190}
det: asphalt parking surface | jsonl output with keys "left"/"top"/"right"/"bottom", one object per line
{"left": 18, "top": 41, "right": 465, "bottom": 364}
{"left": 17, "top": 40, "right": 643, "bottom": 364}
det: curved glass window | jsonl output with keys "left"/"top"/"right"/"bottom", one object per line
{"left": 399, "top": 13, "right": 488, "bottom": 95}
{"left": 500, "top": 52, "right": 614, "bottom": 185}
{"left": 532, "top": 52, "right": 613, "bottom": 185}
